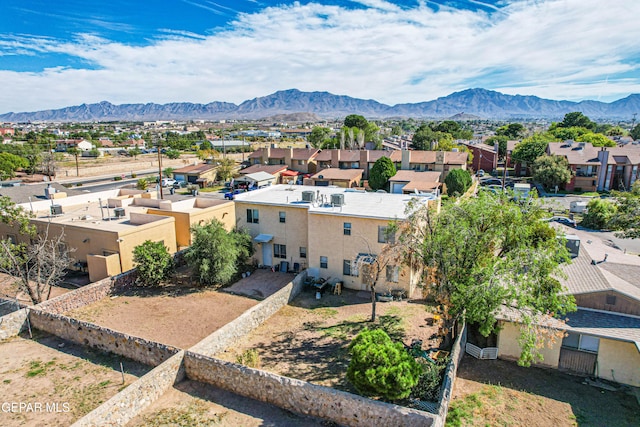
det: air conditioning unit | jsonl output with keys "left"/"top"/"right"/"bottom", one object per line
{"left": 301, "top": 191, "right": 315, "bottom": 202}
{"left": 50, "top": 204, "right": 63, "bottom": 215}
{"left": 114, "top": 207, "right": 125, "bottom": 218}
{"left": 331, "top": 193, "right": 345, "bottom": 206}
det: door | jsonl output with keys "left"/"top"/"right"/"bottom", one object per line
{"left": 262, "top": 243, "right": 272, "bottom": 267}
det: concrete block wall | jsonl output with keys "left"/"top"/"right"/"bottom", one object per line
{"left": 0, "top": 308, "right": 29, "bottom": 341}
{"left": 189, "top": 271, "right": 306, "bottom": 356}
{"left": 72, "top": 351, "right": 186, "bottom": 427}
{"left": 29, "top": 310, "right": 179, "bottom": 367}
{"left": 184, "top": 351, "right": 436, "bottom": 427}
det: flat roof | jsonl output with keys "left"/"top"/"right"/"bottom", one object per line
{"left": 234, "top": 184, "right": 434, "bottom": 220}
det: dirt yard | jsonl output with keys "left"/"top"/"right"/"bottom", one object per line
{"left": 450, "top": 356, "right": 640, "bottom": 426}
{"left": 216, "top": 288, "right": 440, "bottom": 393}
{"left": 66, "top": 284, "right": 258, "bottom": 349}
{"left": 128, "top": 379, "right": 326, "bottom": 426}
{"left": 0, "top": 332, "right": 151, "bottom": 427}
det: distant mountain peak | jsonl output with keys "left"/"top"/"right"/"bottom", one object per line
{"left": 0, "top": 89, "right": 637, "bottom": 122}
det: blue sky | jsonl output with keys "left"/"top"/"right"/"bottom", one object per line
{"left": 1, "top": 0, "right": 639, "bottom": 113}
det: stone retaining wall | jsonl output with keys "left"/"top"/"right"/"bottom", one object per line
{"left": 434, "top": 323, "right": 467, "bottom": 427}
{"left": 0, "top": 308, "right": 29, "bottom": 341}
{"left": 29, "top": 309, "right": 179, "bottom": 367}
{"left": 35, "top": 278, "right": 112, "bottom": 314}
{"left": 189, "top": 270, "right": 306, "bottom": 356}
{"left": 73, "top": 351, "right": 186, "bottom": 427}
{"left": 184, "top": 351, "right": 435, "bottom": 427}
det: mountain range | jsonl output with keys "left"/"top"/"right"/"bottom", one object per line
{"left": 1, "top": 88, "right": 639, "bottom": 122}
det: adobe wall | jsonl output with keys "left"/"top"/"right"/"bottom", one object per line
{"left": 184, "top": 352, "right": 436, "bottom": 427}
{"left": 72, "top": 351, "right": 186, "bottom": 427}
{"left": 189, "top": 270, "right": 306, "bottom": 357}
{"left": 29, "top": 310, "right": 179, "bottom": 366}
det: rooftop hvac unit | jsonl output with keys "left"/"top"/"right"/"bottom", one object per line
{"left": 331, "top": 193, "right": 345, "bottom": 206}
{"left": 114, "top": 207, "right": 125, "bottom": 218}
{"left": 50, "top": 204, "right": 63, "bottom": 216}
{"left": 301, "top": 191, "right": 315, "bottom": 202}
{"left": 564, "top": 235, "right": 580, "bottom": 258}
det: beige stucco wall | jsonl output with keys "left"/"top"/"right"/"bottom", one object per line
{"left": 497, "top": 321, "right": 561, "bottom": 368}
{"left": 307, "top": 213, "right": 413, "bottom": 295}
{"left": 597, "top": 339, "right": 640, "bottom": 387}
{"left": 235, "top": 202, "right": 309, "bottom": 269}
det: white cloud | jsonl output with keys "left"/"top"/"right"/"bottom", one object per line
{"left": 1, "top": 0, "right": 639, "bottom": 112}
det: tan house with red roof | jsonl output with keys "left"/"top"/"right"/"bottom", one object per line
{"left": 248, "top": 147, "right": 320, "bottom": 174}
{"left": 172, "top": 162, "right": 218, "bottom": 187}
{"left": 304, "top": 168, "right": 364, "bottom": 188}
{"left": 389, "top": 171, "right": 442, "bottom": 194}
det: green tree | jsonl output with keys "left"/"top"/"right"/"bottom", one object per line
{"left": 200, "top": 140, "right": 213, "bottom": 150}
{"left": 347, "top": 329, "right": 421, "bottom": 401}
{"left": 216, "top": 158, "right": 236, "bottom": 182}
{"left": 485, "top": 135, "right": 508, "bottom": 159}
{"left": 630, "top": 124, "right": 640, "bottom": 140}
{"left": 165, "top": 148, "right": 180, "bottom": 159}
{"left": 410, "top": 124, "right": 435, "bottom": 151}
{"left": 0, "top": 152, "right": 29, "bottom": 180}
{"left": 556, "top": 112, "right": 596, "bottom": 131}
{"left": 496, "top": 123, "right": 525, "bottom": 139}
{"left": 66, "top": 147, "right": 81, "bottom": 177}
{"left": 610, "top": 181, "right": 640, "bottom": 238}
{"left": 392, "top": 192, "right": 576, "bottom": 365}
{"left": 511, "top": 133, "right": 557, "bottom": 166}
{"left": 129, "top": 146, "right": 142, "bottom": 159}
{"left": 532, "top": 155, "right": 572, "bottom": 190}
{"left": 136, "top": 178, "right": 149, "bottom": 191}
{"left": 344, "top": 114, "right": 368, "bottom": 129}
{"left": 132, "top": 240, "right": 174, "bottom": 286}
{"left": 581, "top": 199, "right": 617, "bottom": 230}
{"left": 368, "top": 157, "right": 396, "bottom": 191}
{"left": 308, "top": 126, "right": 331, "bottom": 148}
{"left": 185, "top": 220, "right": 253, "bottom": 286}
{"left": 444, "top": 169, "right": 472, "bottom": 196}
{"left": 576, "top": 132, "right": 616, "bottom": 147}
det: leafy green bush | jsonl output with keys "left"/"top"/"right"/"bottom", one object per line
{"left": 132, "top": 240, "right": 174, "bottom": 286}
{"left": 236, "top": 349, "right": 261, "bottom": 368}
{"left": 347, "top": 329, "right": 421, "bottom": 401}
{"left": 581, "top": 198, "right": 617, "bottom": 230}
{"left": 444, "top": 169, "right": 472, "bottom": 196}
{"left": 411, "top": 358, "right": 449, "bottom": 402}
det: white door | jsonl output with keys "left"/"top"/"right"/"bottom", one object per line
{"left": 262, "top": 243, "right": 273, "bottom": 267}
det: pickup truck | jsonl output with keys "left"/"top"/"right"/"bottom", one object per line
{"left": 224, "top": 189, "right": 246, "bottom": 200}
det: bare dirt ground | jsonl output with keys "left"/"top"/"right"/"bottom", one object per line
{"left": 450, "top": 356, "right": 640, "bottom": 426}
{"left": 128, "top": 379, "right": 326, "bottom": 427}
{"left": 66, "top": 283, "right": 258, "bottom": 349}
{"left": 0, "top": 273, "right": 72, "bottom": 313}
{"left": 0, "top": 332, "right": 151, "bottom": 427}
{"left": 216, "top": 288, "right": 440, "bottom": 393}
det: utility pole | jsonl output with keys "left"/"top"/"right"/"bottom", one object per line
{"left": 156, "top": 134, "right": 164, "bottom": 199}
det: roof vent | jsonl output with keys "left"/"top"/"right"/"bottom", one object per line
{"left": 331, "top": 193, "right": 345, "bottom": 206}
{"left": 50, "top": 204, "right": 63, "bottom": 216}
{"left": 114, "top": 207, "right": 125, "bottom": 218}
{"left": 301, "top": 191, "right": 315, "bottom": 202}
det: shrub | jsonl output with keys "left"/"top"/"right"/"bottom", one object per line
{"left": 132, "top": 240, "right": 174, "bottom": 286}
{"left": 236, "top": 349, "right": 261, "bottom": 368}
{"left": 113, "top": 176, "right": 122, "bottom": 181}
{"left": 347, "top": 329, "right": 421, "bottom": 401}
{"left": 444, "top": 169, "right": 472, "bottom": 196}
{"left": 581, "top": 198, "right": 617, "bottom": 230}
{"left": 411, "top": 358, "right": 449, "bottom": 402}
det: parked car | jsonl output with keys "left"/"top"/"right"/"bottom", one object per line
{"left": 161, "top": 178, "right": 176, "bottom": 187}
{"left": 542, "top": 216, "right": 577, "bottom": 227}
{"left": 172, "top": 181, "right": 188, "bottom": 189}
{"left": 224, "top": 189, "right": 246, "bottom": 200}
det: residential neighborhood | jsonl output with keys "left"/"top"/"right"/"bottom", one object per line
{"left": 1, "top": 113, "right": 639, "bottom": 426}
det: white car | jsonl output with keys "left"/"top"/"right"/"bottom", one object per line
{"left": 161, "top": 178, "right": 176, "bottom": 187}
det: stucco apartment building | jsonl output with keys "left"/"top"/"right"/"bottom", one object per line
{"left": 497, "top": 227, "right": 640, "bottom": 387}
{"left": 0, "top": 188, "right": 234, "bottom": 283}
{"left": 234, "top": 184, "right": 440, "bottom": 298}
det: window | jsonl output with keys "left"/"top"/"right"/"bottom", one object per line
{"left": 343, "top": 260, "right": 353, "bottom": 276}
{"left": 300, "top": 247, "right": 307, "bottom": 258}
{"left": 320, "top": 256, "right": 328, "bottom": 269}
{"left": 386, "top": 265, "right": 399, "bottom": 283}
{"left": 298, "top": 160, "right": 305, "bottom": 165}
{"left": 606, "top": 294, "right": 617, "bottom": 305}
{"left": 343, "top": 222, "right": 352, "bottom": 236}
{"left": 274, "top": 244, "right": 287, "bottom": 259}
{"left": 279, "top": 211, "right": 286, "bottom": 223}
{"left": 378, "top": 226, "right": 395, "bottom": 243}
{"left": 562, "top": 333, "right": 600, "bottom": 353}
{"left": 246, "top": 208, "right": 259, "bottom": 224}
